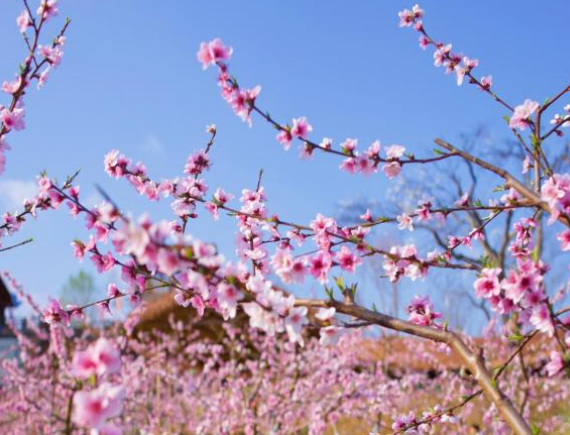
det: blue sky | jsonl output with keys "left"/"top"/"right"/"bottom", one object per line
{"left": 1, "top": 1, "right": 569, "bottom": 326}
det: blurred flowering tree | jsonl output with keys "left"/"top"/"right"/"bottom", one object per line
{"left": 2, "top": 2, "right": 570, "bottom": 435}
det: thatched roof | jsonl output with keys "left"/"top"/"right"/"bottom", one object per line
{"left": 135, "top": 290, "right": 247, "bottom": 338}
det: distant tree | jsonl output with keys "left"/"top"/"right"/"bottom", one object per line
{"left": 60, "top": 270, "right": 97, "bottom": 319}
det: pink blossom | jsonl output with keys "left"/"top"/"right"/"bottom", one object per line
{"left": 214, "top": 188, "right": 233, "bottom": 204}
{"left": 315, "top": 307, "right": 336, "bottom": 322}
{"left": 407, "top": 295, "right": 442, "bottom": 327}
{"left": 385, "top": 144, "right": 406, "bottom": 159}
{"left": 398, "top": 4, "right": 423, "bottom": 27}
{"left": 38, "top": 45, "right": 63, "bottom": 67}
{"left": 454, "top": 192, "right": 469, "bottom": 207}
{"left": 216, "top": 282, "right": 242, "bottom": 320}
{"left": 360, "top": 208, "right": 372, "bottom": 222}
{"left": 480, "top": 75, "right": 492, "bottom": 90}
{"left": 156, "top": 248, "right": 180, "bottom": 275}
{"left": 197, "top": 38, "right": 233, "bottom": 69}
{"left": 174, "top": 290, "right": 192, "bottom": 308}
{"left": 340, "top": 138, "right": 358, "bottom": 153}
{"left": 276, "top": 129, "right": 293, "bottom": 150}
{"left": 530, "top": 303, "right": 554, "bottom": 336}
{"left": 339, "top": 157, "right": 357, "bottom": 174}
{"left": 91, "top": 252, "right": 116, "bottom": 273}
{"left": 463, "top": 56, "right": 479, "bottom": 71}
{"left": 381, "top": 161, "right": 402, "bottom": 179}
{"left": 455, "top": 65, "right": 466, "bottom": 86}
{"left": 309, "top": 252, "right": 332, "bottom": 283}
{"left": 107, "top": 283, "right": 121, "bottom": 298}
{"left": 356, "top": 155, "right": 376, "bottom": 175}
{"left": 72, "top": 338, "right": 121, "bottom": 378}
{"left": 433, "top": 44, "right": 451, "bottom": 67}
{"left": 243, "top": 302, "right": 281, "bottom": 336}
{"left": 42, "top": 298, "right": 70, "bottom": 326}
{"left": 522, "top": 155, "right": 531, "bottom": 174}
{"left": 2, "top": 76, "right": 22, "bottom": 95}
{"left": 502, "top": 267, "right": 541, "bottom": 305}
{"left": 72, "top": 383, "right": 124, "bottom": 432}
{"left": 229, "top": 85, "right": 261, "bottom": 126}
{"left": 271, "top": 248, "right": 306, "bottom": 284}
{"left": 367, "top": 140, "right": 381, "bottom": 158}
{"left": 392, "top": 411, "right": 416, "bottom": 432}
{"left": 474, "top": 268, "right": 502, "bottom": 299}
{"left": 284, "top": 306, "right": 308, "bottom": 345}
{"left": 112, "top": 220, "right": 150, "bottom": 259}
{"left": 415, "top": 200, "right": 432, "bottom": 221}
{"left": 104, "top": 149, "right": 130, "bottom": 179}
{"left": 545, "top": 351, "right": 565, "bottom": 377}
{"left": 184, "top": 149, "right": 211, "bottom": 175}
{"left": 1, "top": 107, "right": 26, "bottom": 131}
{"left": 319, "top": 137, "right": 332, "bottom": 150}
{"left": 37, "top": 0, "right": 58, "bottom": 21}
{"left": 541, "top": 174, "right": 570, "bottom": 217}
{"left": 190, "top": 295, "right": 206, "bottom": 316}
{"left": 291, "top": 117, "right": 312, "bottom": 139}
{"left": 16, "top": 10, "right": 30, "bottom": 33}
{"left": 335, "top": 246, "right": 362, "bottom": 273}
{"left": 397, "top": 213, "right": 414, "bottom": 231}
{"left": 557, "top": 230, "right": 570, "bottom": 251}
{"left": 319, "top": 326, "right": 344, "bottom": 346}
{"left": 509, "top": 99, "right": 539, "bottom": 130}
{"left": 310, "top": 213, "right": 337, "bottom": 235}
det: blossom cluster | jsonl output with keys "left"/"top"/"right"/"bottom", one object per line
{"left": 1, "top": 0, "right": 67, "bottom": 175}
{"left": 198, "top": 38, "right": 461, "bottom": 183}
{"left": 4, "top": 3, "right": 570, "bottom": 435}
{"left": 3, "top": 296, "right": 569, "bottom": 435}
{"left": 398, "top": 4, "right": 490, "bottom": 89}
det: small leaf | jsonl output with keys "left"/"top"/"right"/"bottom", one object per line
{"left": 508, "top": 334, "right": 524, "bottom": 342}
{"left": 333, "top": 276, "right": 345, "bottom": 291}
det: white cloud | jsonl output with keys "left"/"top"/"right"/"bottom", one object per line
{"left": 0, "top": 179, "right": 38, "bottom": 212}
{"left": 141, "top": 134, "right": 165, "bottom": 155}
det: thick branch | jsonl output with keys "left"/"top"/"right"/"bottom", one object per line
{"left": 296, "top": 298, "right": 532, "bottom": 435}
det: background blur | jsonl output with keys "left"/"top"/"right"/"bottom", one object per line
{"left": 1, "top": 0, "right": 569, "bottom": 331}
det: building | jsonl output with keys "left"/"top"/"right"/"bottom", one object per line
{"left": 0, "top": 276, "right": 15, "bottom": 335}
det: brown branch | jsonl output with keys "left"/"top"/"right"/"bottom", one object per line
{"left": 295, "top": 298, "right": 532, "bottom": 435}
{"left": 435, "top": 138, "right": 570, "bottom": 228}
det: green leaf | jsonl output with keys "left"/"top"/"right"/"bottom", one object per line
{"left": 324, "top": 285, "right": 334, "bottom": 300}
{"left": 333, "top": 276, "right": 344, "bottom": 291}
{"left": 184, "top": 247, "right": 194, "bottom": 260}
{"left": 507, "top": 334, "right": 524, "bottom": 342}
{"left": 433, "top": 148, "right": 444, "bottom": 155}
{"left": 88, "top": 374, "right": 97, "bottom": 386}
{"left": 532, "top": 245, "right": 540, "bottom": 262}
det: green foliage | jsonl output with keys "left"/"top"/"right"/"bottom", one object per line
{"left": 60, "top": 270, "right": 96, "bottom": 309}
